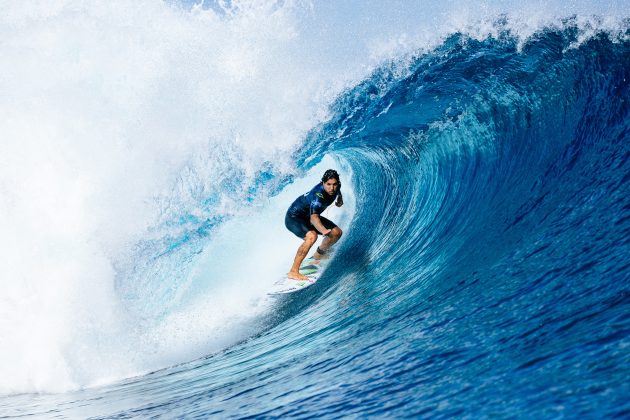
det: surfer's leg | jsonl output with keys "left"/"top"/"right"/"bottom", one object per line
{"left": 288, "top": 230, "right": 318, "bottom": 280}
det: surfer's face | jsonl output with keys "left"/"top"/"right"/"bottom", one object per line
{"left": 323, "top": 178, "right": 339, "bottom": 196}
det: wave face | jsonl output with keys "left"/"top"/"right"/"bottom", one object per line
{"left": 1, "top": 7, "right": 629, "bottom": 420}
{"left": 302, "top": 26, "right": 630, "bottom": 417}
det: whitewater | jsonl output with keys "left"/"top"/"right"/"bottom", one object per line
{"left": 1, "top": 0, "right": 629, "bottom": 418}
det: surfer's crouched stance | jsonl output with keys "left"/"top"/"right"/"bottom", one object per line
{"left": 285, "top": 169, "right": 344, "bottom": 280}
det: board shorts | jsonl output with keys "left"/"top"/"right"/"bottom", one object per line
{"left": 285, "top": 212, "right": 338, "bottom": 239}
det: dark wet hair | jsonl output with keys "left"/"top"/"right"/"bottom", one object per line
{"left": 322, "top": 169, "right": 340, "bottom": 183}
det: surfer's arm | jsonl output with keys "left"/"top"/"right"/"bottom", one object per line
{"left": 335, "top": 192, "right": 343, "bottom": 207}
{"left": 310, "top": 214, "right": 332, "bottom": 235}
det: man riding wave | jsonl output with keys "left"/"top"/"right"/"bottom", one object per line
{"left": 285, "top": 169, "right": 344, "bottom": 280}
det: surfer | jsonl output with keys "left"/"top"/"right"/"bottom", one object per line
{"left": 285, "top": 169, "right": 344, "bottom": 280}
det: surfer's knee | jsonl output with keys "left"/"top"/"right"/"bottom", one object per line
{"left": 331, "top": 227, "right": 342, "bottom": 239}
{"left": 304, "top": 231, "right": 318, "bottom": 244}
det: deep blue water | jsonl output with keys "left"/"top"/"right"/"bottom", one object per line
{"left": 3, "top": 24, "right": 629, "bottom": 419}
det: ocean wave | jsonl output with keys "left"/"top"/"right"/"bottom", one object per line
{"left": 1, "top": 4, "right": 628, "bottom": 418}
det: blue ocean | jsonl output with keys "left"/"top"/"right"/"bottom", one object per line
{"left": 1, "top": 1, "right": 629, "bottom": 418}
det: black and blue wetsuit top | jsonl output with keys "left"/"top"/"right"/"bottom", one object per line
{"left": 287, "top": 183, "right": 341, "bottom": 219}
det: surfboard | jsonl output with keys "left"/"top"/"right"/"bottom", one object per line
{"left": 269, "top": 258, "right": 329, "bottom": 295}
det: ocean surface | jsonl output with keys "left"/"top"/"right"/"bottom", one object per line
{"left": 1, "top": 1, "right": 629, "bottom": 418}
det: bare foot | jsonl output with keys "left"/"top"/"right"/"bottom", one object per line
{"left": 287, "top": 271, "right": 309, "bottom": 281}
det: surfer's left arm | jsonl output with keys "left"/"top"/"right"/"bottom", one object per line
{"left": 335, "top": 192, "right": 343, "bottom": 207}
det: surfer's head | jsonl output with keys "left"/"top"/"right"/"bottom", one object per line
{"left": 321, "top": 169, "right": 340, "bottom": 196}
{"left": 322, "top": 169, "right": 340, "bottom": 183}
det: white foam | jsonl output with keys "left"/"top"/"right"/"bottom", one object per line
{"left": 0, "top": 0, "right": 343, "bottom": 395}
